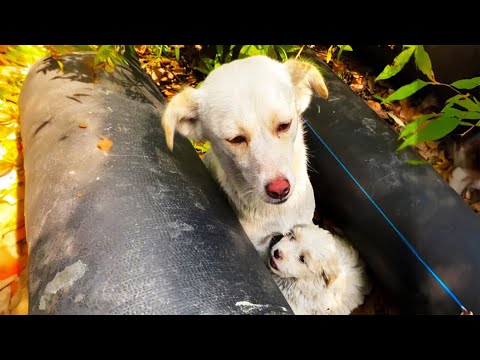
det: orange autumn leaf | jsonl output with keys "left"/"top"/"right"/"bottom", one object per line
{"left": 0, "top": 248, "right": 20, "bottom": 279}
{"left": 97, "top": 137, "right": 113, "bottom": 151}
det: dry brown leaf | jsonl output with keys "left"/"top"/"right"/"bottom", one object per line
{"left": 173, "top": 67, "right": 186, "bottom": 75}
{"left": 470, "top": 202, "right": 480, "bottom": 213}
{"left": 97, "top": 137, "right": 113, "bottom": 152}
{"left": 350, "top": 83, "right": 364, "bottom": 92}
{"left": 367, "top": 100, "right": 382, "bottom": 112}
{"left": 150, "top": 70, "right": 159, "bottom": 82}
{"left": 425, "top": 141, "right": 438, "bottom": 149}
{"left": 415, "top": 142, "right": 439, "bottom": 160}
{"left": 162, "top": 90, "right": 176, "bottom": 98}
{"left": 0, "top": 285, "right": 11, "bottom": 314}
{"left": 367, "top": 100, "right": 388, "bottom": 119}
{"left": 0, "top": 275, "right": 17, "bottom": 292}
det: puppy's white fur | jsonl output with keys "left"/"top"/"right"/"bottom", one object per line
{"left": 269, "top": 224, "right": 371, "bottom": 315}
{"left": 162, "top": 56, "right": 328, "bottom": 259}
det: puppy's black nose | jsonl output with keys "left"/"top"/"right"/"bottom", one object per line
{"left": 274, "top": 249, "right": 282, "bottom": 260}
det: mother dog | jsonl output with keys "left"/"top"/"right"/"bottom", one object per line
{"left": 162, "top": 55, "right": 328, "bottom": 260}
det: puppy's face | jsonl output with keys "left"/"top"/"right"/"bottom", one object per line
{"left": 162, "top": 56, "right": 328, "bottom": 204}
{"left": 269, "top": 224, "right": 338, "bottom": 284}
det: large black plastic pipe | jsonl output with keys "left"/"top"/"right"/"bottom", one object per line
{"left": 305, "top": 59, "right": 480, "bottom": 314}
{"left": 19, "top": 53, "right": 292, "bottom": 315}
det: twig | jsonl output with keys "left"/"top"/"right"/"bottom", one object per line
{"left": 460, "top": 124, "right": 477, "bottom": 137}
{"left": 295, "top": 45, "right": 305, "bottom": 60}
{"left": 433, "top": 82, "right": 462, "bottom": 94}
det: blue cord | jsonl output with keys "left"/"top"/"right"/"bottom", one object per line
{"left": 305, "top": 120, "right": 467, "bottom": 312}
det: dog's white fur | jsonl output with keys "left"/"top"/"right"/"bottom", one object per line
{"left": 269, "top": 224, "right": 371, "bottom": 315}
{"left": 162, "top": 56, "right": 328, "bottom": 259}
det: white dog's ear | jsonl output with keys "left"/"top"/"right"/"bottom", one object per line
{"left": 161, "top": 87, "right": 202, "bottom": 151}
{"left": 285, "top": 59, "right": 329, "bottom": 114}
{"left": 320, "top": 259, "right": 339, "bottom": 287}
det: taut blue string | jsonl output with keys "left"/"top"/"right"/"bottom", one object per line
{"left": 305, "top": 120, "right": 467, "bottom": 311}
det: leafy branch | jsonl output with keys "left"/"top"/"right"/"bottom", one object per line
{"left": 373, "top": 45, "right": 480, "bottom": 151}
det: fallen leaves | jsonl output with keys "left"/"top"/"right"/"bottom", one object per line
{"left": 135, "top": 45, "right": 198, "bottom": 99}
{"left": 97, "top": 136, "right": 113, "bottom": 152}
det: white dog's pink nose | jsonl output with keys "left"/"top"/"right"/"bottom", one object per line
{"left": 266, "top": 178, "right": 290, "bottom": 200}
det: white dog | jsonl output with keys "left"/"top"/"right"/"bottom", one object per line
{"left": 162, "top": 55, "right": 328, "bottom": 259}
{"left": 268, "top": 224, "right": 371, "bottom": 315}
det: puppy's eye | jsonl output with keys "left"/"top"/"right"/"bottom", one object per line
{"left": 299, "top": 255, "right": 306, "bottom": 264}
{"left": 227, "top": 135, "right": 246, "bottom": 144}
{"left": 277, "top": 122, "right": 291, "bottom": 133}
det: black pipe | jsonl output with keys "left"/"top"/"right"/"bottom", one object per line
{"left": 305, "top": 58, "right": 480, "bottom": 314}
{"left": 19, "top": 53, "right": 292, "bottom": 315}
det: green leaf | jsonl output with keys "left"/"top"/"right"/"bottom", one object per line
{"left": 414, "top": 45, "right": 435, "bottom": 81}
{"left": 277, "top": 45, "right": 298, "bottom": 55}
{"left": 266, "top": 45, "right": 277, "bottom": 60}
{"left": 442, "top": 94, "right": 466, "bottom": 111}
{"left": 397, "top": 112, "right": 462, "bottom": 151}
{"left": 239, "top": 45, "right": 264, "bottom": 58}
{"left": 439, "top": 107, "right": 480, "bottom": 120}
{"left": 375, "top": 46, "right": 416, "bottom": 81}
{"left": 451, "top": 76, "right": 480, "bottom": 90}
{"left": 175, "top": 47, "right": 180, "bottom": 62}
{"left": 457, "top": 111, "right": 480, "bottom": 120}
{"left": 216, "top": 45, "right": 223, "bottom": 57}
{"left": 398, "top": 113, "right": 436, "bottom": 139}
{"left": 194, "top": 66, "right": 210, "bottom": 75}
{"left": 337, "top": 45, "right": 353, "bottom": 60}
{"left": 276, "top": 46, "right": 288, "bottom": 62}
{"left": 373, "top": 94, "right": 388, "bottom": 103}
{"left": 152, "top": 45, "right": 162, "bottom": 57}
{"left": 338, "top": 45, "right": 353, "bottom": 51}
{"left": 454, "top": 97, "right": 480, "bottom": 112}
{"left": 384, "top": 79, "right": 431, "bottom": 102}
{"left": 406, "top": 159, "right": 430, "bottom": 165}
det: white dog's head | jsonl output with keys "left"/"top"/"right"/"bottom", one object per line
{"left": 162, "top": 55, "right": 328, "bottom": 204}
{"left": 269, "top": 224, "right": 340, "bottom": 286}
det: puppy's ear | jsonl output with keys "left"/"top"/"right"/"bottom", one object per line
{"left": 319, "top": 260, "right": 339, "bottom": 288}
{"left": 161, "top": 87, "right": 202, "bottom": 151}
{"left": 284, "top": 59, "right": 329, "bottom": 114}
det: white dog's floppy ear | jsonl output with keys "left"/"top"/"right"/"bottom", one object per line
{"left": 285, "top": 59, "right": 329, "bottom": 114}
{"left": 319, "top": 259, "right": 339, "bottom": 287}
{"left": 161, "top": 87, "right": 201, "bottom": 151}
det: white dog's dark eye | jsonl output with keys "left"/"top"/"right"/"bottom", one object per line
{"left": 299, "top": 255, "right": 306, "bottom": 264}
{"left": 277, "top": 122, "right": 291, "bottom": 133}
{"left": 227, "top": 135, "right": 246, "bottom": 144}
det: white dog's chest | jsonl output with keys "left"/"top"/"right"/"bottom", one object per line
{"left": 239, "top": 183, "right": 315, "bottom": 260}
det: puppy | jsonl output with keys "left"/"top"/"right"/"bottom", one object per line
{"left": 449, "top": 134, "right": 480, "bottom": 195}
{"left": 162, "top": 55, "right": 329, "bottom": 259}
{"left": 269, "top": 224, "right": 371, "bottom": 315}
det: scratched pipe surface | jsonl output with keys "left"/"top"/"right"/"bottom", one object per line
{"left": 19, "top": 53, "right": 292, "bottom": 315}
{"left": 305, "top": 58, "right": 480, "bottom": 314}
